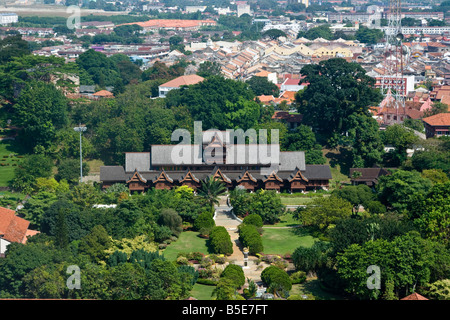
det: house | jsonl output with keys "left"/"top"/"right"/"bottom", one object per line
{"left": 271, "top": 111, "right": 303, "bottom": 129}
{"left": 92, "top": 90, "right": 114, "bottom": 99}
{"left": 349, "top": 167, "right": 392, "bottom": 187}
{"left": 158, "top": 75, "right": 205, "bottom": 98}
{"left": 422, "top": 112, "right": 450, "bottom": 138}
{"left": 100, "top": 131, "right": 332, "bottom": 193}
{"left": 0, "top": 207, "right": 39, "bottom": 257}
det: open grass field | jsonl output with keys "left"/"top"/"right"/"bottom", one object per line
{"left": 279, "top": 196, "right": 314, "bottom": 206}
{"left": 189, "top": 283, "right": 216, "bottom": 300}
{"left": 265, "top": 212, "right": 299, "bottom": 228}
{"left": 0, "top": 5, "right": 128, "bottom": 17}
{"left": 291, "top": 279, "right": 346, "bottom": 300}
{"left": 0, "top": 140, "right": 26, "bottom": 187}
{"left": 261, "top": 227, "right": 317, "bottom": 255}
{"left": 162, "top": 231, "right": 211, "bottom": 261}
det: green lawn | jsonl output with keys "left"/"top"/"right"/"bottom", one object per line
{"left": 0, "top": 140, "right": 26, "bottom": 186}
{"left": 162, "top": 231, "right": 211, "bottom": 261}
{"left": 279, "top": 196, "right": 314, "bottom": 206}
{"left": 189, "top": 283, "right": 216, "bottom": 300}
{"left": 261, "top": 227, "right": 317, "bottom": 255}
{"left": 266, "top": 212, "right": 299, "bottom": 227}
{"left": 291, "top": 279, "right": 346, "bottom": 300}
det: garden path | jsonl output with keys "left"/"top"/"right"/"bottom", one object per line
{"left": 214, "top": 196, "right": 264, "bottom": 284}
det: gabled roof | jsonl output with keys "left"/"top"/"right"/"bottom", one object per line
{"left": 155, "top": 170, "right": 174, "bottom": 183}
{"left": 263, "top": 171, "right": 283, "bottom": 183}
{"left": 127, "top": 169, "right": 147, "bottom": 184}
{"left": 180, "top": 169, "right": 200, "bottom": 183}
{"left": 288, "top": 167, "right": 309, "bottom": 182}
{"left": 237, "top": 170, "right": 258, "bottom": 183}
{"left": 0, "top": 207, "right": 37, "bottom": 244}
{"left": 210, "top": 167, "right": 231, "bottom": 184}
{"left": 159, "top": 75, "right": 204, "bottom": 88}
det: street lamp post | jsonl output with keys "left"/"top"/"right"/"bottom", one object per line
{"left": 74, "top": 124, "right": 87, "bottom": 183}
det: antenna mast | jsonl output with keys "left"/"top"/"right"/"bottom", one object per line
{"left": 382, "top": 0, "right": 406, "bottom": 123}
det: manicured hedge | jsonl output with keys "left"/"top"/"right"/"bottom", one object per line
{"left": 209, "top": 226, "right": 233, "bottom": 255}
{"left": 261, "top": 265, "right": 292, "bottom": 291}
{"left": 238, "top": 224, "right": 263, "bottom": 255}
{"left": 242, "top": 214, "right": 263, "bottom": 228}
{"left": 220, "top": 263, "right": 245, "bottom": 288}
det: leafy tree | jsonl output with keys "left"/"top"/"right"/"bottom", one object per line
{"left": 294, "top": 195, "right": 353, "bottom": 231}
{"left": 297, "top": 24, "right": 333, "bottom": 40}
{"left": 376, "top": 169, "right": 432, "bottom": 212}
{"left": 283, "top": 125, "right": 326, "bottom": 164}
{"left": 407, "top": 182, "right": 450, "bottom": 244}
{"left": 0, "top": 237, "right": 69, "bottom": 297}
{"left": 333, "top": 184, "right": 375, "bottom": 214}
{"left": 55, "top": 158, "right": 90, "bottom": 184}
{"left": 382, "top": 124, "right": 419, "bottom": 166}
{"left": 421, "top": 169, "right": 449, "bottom": 184}
{"left": 355, "top": 26, "right": 384, "bottom": 44}
{"left": 246, "top": 76, "right": 279, "bottom": 96}
{"left": 10, "top": 154, "right": 54, "bottom": 194}
{"left": 336, "top": 232, "right": 450, "bottom": 299}
{"left": 158, "top": 208, "right": 183, "bottom": 237}
{"left": 196, "top": 61, "right": 222, "bottom": 78}
{"left": 76, "top": 49, "right": 121, "bottom": 86}
{"left": 296, "top": 58, "right": 382, "bottom": 144}
{"left": 425, "top": 279, "right": 450, "bottom": 300}
{"left": 230, "top": 189, "right": 285, "bottom": 224}
{"left": 12, "top": 81, "right": 68, "bottom": 151}
{"left": 194, "top": 211, "right": 215, "bottom": 236}
{"left": 292, "top": 242, "right": 330, "bottom": 274}
{"left": 165, "top": 76, "right": 255, "bottom": 130}
{"left": 0, "top": 34, "right": 30, "bottom": 64}
{"left": 347, "top": 114, "right": 384, "bottom": 168}
{"left": 78, "top": 225, "right": 112, "bottom": 262}
{"left": 262, "top": 29, "right": 287, "bottom": 39}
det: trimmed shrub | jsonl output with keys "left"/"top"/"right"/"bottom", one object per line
{"left": 209, "top": 226, "right": 233, "bottom": 255}
{"left": 238, "top": 224, "right": 263, "bottom": 254}
{"left": 220, "top": 264, "right": 245, "bottom": 288}
{"left": 261, "top": 265, "right": 292, "bottom": 292}
{"left": 243, "top": 214, "right": 263, "bottom": 228}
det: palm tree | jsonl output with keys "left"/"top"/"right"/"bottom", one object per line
{"left": 197, "top": 176, "right": 227, "bottom": 209}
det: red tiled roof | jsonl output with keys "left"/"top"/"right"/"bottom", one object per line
{"left": 401, "top": 293, "right": 428, "bottom": 300}
{"left": 159, "top": 75, "right": 204, "bottom": 88}
{"left": 93, "top": 90, "right": 114, "bottom": 97}
{"left": 0, "top": 207, "right": 35, "bottom": 244}
{"left": 422, "top": 112, "right": 450, "bottom": 126}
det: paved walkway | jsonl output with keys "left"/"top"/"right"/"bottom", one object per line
{"left": 214, "top": 196, "right": 267, "bottom": 285}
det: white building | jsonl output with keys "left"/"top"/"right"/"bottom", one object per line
{"left": 158, "top": 74, "right": 205, "bottom": 98}
{"left": 0, "top": 13, "right": 18, "bottom": 25}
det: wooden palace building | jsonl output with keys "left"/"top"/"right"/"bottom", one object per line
{"left": 100, "top": 131, "right": 332, "bottom": 193}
